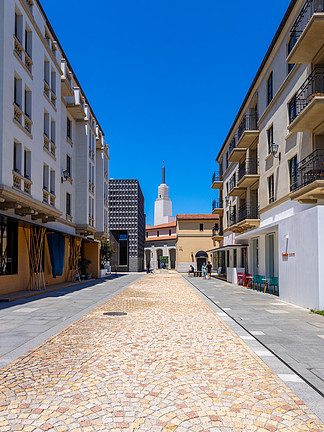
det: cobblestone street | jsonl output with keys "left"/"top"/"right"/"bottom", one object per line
{"left": 0, "top": 274, "right": 323, "bottom": 432}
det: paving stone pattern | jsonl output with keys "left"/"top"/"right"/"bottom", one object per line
{"left": 0, "top": 274, "right": 323, "bottom": 431}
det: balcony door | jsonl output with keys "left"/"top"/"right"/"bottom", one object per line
{"left": 252, "top": 238, "right": 259, "bottom": 275}
{"left": 266, "top": 233, "right": 275, "bottom": 277}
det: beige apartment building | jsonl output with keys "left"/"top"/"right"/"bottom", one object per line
{"left": 211, "top": 0, "right": 324, "bottom": 309}
{"left": 0, "top": 0, "right": 109, "bottom": 295}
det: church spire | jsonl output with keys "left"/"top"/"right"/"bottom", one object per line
{"left": 162, "top": 160, "right": 165, "bottom": 184}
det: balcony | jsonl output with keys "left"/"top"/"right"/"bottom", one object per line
{"left": 290, "top": 149, "right": 324, "bottom": 202}
{"left": 228, "top": 174, "right": 246, "bottom": 198}
{"left": 236, "top": 113, "right": 259, "bottom": 148}
{"left": 287, "top": 0, "right": 324, "bottom": 64}
{"left": 212, "top": 199, "right": 223, "bottom": 215}
{"left": 66, "top": 88, "right": 86, "bottom": 120}
{"left": 61, "top": 59, "right": 74, "bottom": 97}
{"left": 229, "top": 203, "right": 260, "bottom": 233}
{"left": 212, "top": 224, "right": 223, "bottom": 240}
{"left": 237, "top": 159, "right": 259, "bottom": 188}
{"left": 211, "top": 171, "right": 223, "bottom": 189}
{"left": 288, "top": 67, "right": 324, "bottom": 133}
{"left": 228, "top": 137, "right": 246, "bottom": 162}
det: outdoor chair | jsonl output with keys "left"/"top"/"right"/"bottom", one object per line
{"left": 244, "top": 273, "right": 253, "bottom": 287}
{"left": 251, "top": 275, "right": 259, "bottom": 290}
{"left": 267, "top": 277, "right": 279, "bottom": 295}
{"left": 237, "top": 272, "right": 244, "bottom": 285}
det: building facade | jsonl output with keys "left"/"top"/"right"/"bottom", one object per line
{"left": 0, "top": 0, "right": 109, "bottom": 295}
{"left": 108, "top": 179, "right": 145, "bottom": 272}
{"left": 212, "top": 0, "right": 324, "bottom": 309}
{"left": 176, "top": 214, "right": 220, "bottom": 272}
{"left": 145, "top": 222, "right": 177, "bottom": 270}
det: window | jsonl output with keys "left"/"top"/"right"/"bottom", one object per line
{"left": 267, "top": 125, "right": 273, "bottom": 154}
{"left": 288, "top": 95, "right": 297, "bottom": 124}
{"left": 13, "top": 142, "right": 21, "bottom": 173}
{"left": 157, "top": 230, "right": 159, "bottom": 237}
{"left": 24, "top": 149, "right": 31, "bottom": 179}
{"left": 50, "top": 119, "right": 55, "bottom": 144}
{"left": 25, "top": 26, "right": 32, "bottom": 58}
{"left": 67, "top": 117, "right": 72, "bottom": 140}
{"left": 14, "top": 12, "right": 23, "bottom": 43}
{"left": 0, "top": 220, "right": 18, "bottom": 275}
{"left": 200, "top": 223, "right": 204, "bottom": 231}
{"left": 66, "top": 155, "right": 71, "bottom": 178}
{"left": 44, "top": 112, "right": 49, "bottom": 136}
{"left": 43, "top": 164, "right": 49, "bottom": 190}
{"left": 51, "top": 69, "right": 56, "bottom": 94}
{"left": 289, "top": 155, "right": 298, "bottom": 190}
{"left": 24, "top": 88, "right": 32, "bottom": 118}
{"left": 146, "top": 232, "right": 148, "bottom": 238}
{"left": 268, "top": 174, "right": 274, "bottom": 203}
{"left": 267, "top": 72, "right": 273, "bottom": 105}
{"left": 169, "top": 229, "right": 171, "bottom": 236}
{"left": 288, "top": 63, "right": 295, "bottom": 74}
{"left": 233, "top": 249, "right": 237, "bottom": 268}
{"left": 44, "top": 60, "right": 50, "bottom": 84}
{"left": 50, "top": 170, "right": 55, "bottom": 195}
{"left": 14, "top": 76, "right": 22, "bottom": 108}
{"left": 66, "top": 193, "right": 71, "bottom": 216}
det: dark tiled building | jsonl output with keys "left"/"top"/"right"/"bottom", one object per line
{"left": 108, "top": 179, "right": 145, "bottom": 272}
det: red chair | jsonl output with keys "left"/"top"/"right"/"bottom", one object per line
{"left": 244, "top": 273, "right": 253, "bottom": 287}
{"left": 237, "top": 272, "right": 244, "bottom": 285}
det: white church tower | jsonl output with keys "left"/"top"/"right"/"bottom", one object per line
{"left": 154, "top": 163, "right": 176, "bottom": 226}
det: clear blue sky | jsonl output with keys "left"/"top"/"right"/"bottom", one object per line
{"left": 42, "top": 0, "right": 291, "bottom": 225}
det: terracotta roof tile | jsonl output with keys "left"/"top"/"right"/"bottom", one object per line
{"left": 145, "top": 236, "right": 177, "bottom": 242}
{"left": 176, "top": 214, "right": 219, "bottom": 220}
{"left": 146, "top": 221, "right": 176, "bottom": 230}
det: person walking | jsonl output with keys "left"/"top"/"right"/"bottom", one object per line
{"left": 201, "top": 262, "right": 207, "bottom": 279}
{"left": 206, "top": 261, "right": 212, "bottom": 279}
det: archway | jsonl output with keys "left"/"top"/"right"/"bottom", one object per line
{"left": 195, "top": 250, "right": 208, "bottom": 271}
{"left": 156, "top": 249, "right": 163, "bottom": 269}
{"left": 145, "top": 250, "right": 151, "bottom": 269}
{"left": 169, "top": 248, "right": 176, "bottom": 269}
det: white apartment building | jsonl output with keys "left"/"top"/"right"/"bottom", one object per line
{"left": 211, "top": 0, "right": 324, "bottom": 309}
{"left": 0, "top": 0, "right": 109, "bottom": 295}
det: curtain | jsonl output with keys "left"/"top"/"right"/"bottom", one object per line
{"left": 46, "top": 233, "right": 65, "bottom": 278}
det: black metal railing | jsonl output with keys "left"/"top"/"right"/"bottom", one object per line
{"left": 289, "top": 67, "right": 324, "bottom": 123}
{"left": 238, "top": 203, "right": 259, "bottom": 222}
{"left": 228, "top": 174, "right": 236, "bottom": 193}
{"left": 212, "top": 224, "right": 223, "bottom": 237}
{"left": 212, "top": 199, "right": 223, "bottom": 211}
{"left": 229, "top": 206, "right": 237, "bottom": 226}
{"left": 288, "top": 0, "right": 324, "bottom": 54}
{"left": 238, "top": 159, "right": 258, "bottom": 182}
{"left": 237, "top": 113, "right": 258, "bottom": 141}
{"left": 212, "top": 171, "right": 222, "bottom": 184}
{"left": 290, "top": 149, "right": 324, "bottom": 191}
{"left": 228, "top": 137, "right": 236, "bottom": 155}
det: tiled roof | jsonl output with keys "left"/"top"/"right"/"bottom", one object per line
{"left": 146, "top": 221, "right": 176, "bottom": 230}
{"left": 145, "top": 236, "right": 177, "bottom": 242}
{"left": 176, "top": 214, "right": 219, "bottom": 220}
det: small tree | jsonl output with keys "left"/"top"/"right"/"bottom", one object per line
{"left": 101, "top": 241, "right": 115, "bottom": 268}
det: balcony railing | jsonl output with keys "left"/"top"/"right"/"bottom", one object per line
{"left": 289, "top": 67, "right": 324, "bottom": 124}
{"left": 288, "top": 0, "right": 324, "bottom": 55}
{"left": 212, "top": 171, "right": 222, "bottom": 184}
{"left": 229, "top": 207, "right": 237, "bottom": 226}
{"left": 228, "top": 175, "right": 236, "bottom": 193}
{"left": 238, "top": 159, "right": 258, "bottom": 182}
{"left": 237, "top": 113, "right": 258, "bottom": 141}
{"left": 212, "top": 199, "right": 223, "bottom": 211}
{"left": 290, "top": 149, "right": 324, "bottom": 191}
{"left": 212, "top": 225, "right": 223, "bottom": 237}
{"left": 238, "top": 203, "right": 259, "bottom": 223}
{"left": 228, "top": 137, "right": 236, "bottom": 155}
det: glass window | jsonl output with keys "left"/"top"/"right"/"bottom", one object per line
{"left": 267, "top": 125, "right": 273, "bottom": 154}
{"left": 0, "top": 220, "right": 18, "bottom": 275}
{"left": 200, "top": 223, "right": 203, "bottom": 231}
{"left": 268, "top": 174, "right": 274, "bottom": 203}
{"left": 289, "top": 155, "right": 298, "bottom": 190}
{"left": 288, "top": 96, "right": 297, "bottom": 124}
{"left": 267, "top": 72, "right": 273, "bottom": 105}
{"left": 66, "top": 155, "right": 71, "bottom": 177}
{"left": 67, "top": 117, "right": 72, "bottom": 139}
{"left": 66, "top": 193, "right": 71, "bottom": 216}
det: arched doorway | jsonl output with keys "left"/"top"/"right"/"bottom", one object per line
{"left": 145, "top": 250, "right": 151, "bottom": 269}
{"left": 169, "top": 249, "right": 176, "bottom": 269}
{"left": 156, "top": 249, "right": 163, "bottom": 269}
{"left": 196, "top": 251, "right": 208, "bottom": 271}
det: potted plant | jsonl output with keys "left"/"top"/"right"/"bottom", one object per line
{"left": 79, "top": 257, "right": 91, "bottom": 280}
{"left": 100, "top": 241, "right": 115, "bottom": 277}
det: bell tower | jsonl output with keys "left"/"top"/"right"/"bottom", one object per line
{"left": 154, "top": 162, "right": 176, "bottom": 226}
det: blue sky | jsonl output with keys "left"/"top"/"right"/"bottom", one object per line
{"left": 42, "top": 0, "right": 291, "bottom": 225}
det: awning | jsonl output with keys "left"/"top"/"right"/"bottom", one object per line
{"left": 235, "top": 221, "right": 278, "bottom": 240}
{"left": 207, "top": 244, "right": 248, "bottom": 253}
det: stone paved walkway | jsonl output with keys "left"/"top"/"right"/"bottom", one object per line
{"left": 0, "top": 274, "right": 323, "bottom": 432}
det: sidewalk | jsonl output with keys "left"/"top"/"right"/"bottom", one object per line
{"left": 0, "top": 273, "right": 323, "bottom": 431}
{"left": 184, "top": 274, "right": 324, "bottom": 396}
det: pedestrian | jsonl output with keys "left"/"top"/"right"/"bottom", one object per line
{"left": 188, "top": 265, "right": 194, "bottom": 276}
{"left": 146, "top": 262, "right": 150, "bottom": 274}
{"left": 218, "top": 266, "right": 222, "bottom": 275}
{"left": 206, "top": 261, "right": 212, "bottom": 279}
{"left": 201, "top": 262, "right": 207, "bottom": 279}
{"left": 115, "top": 263, "right": 117, "bottom": 276}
